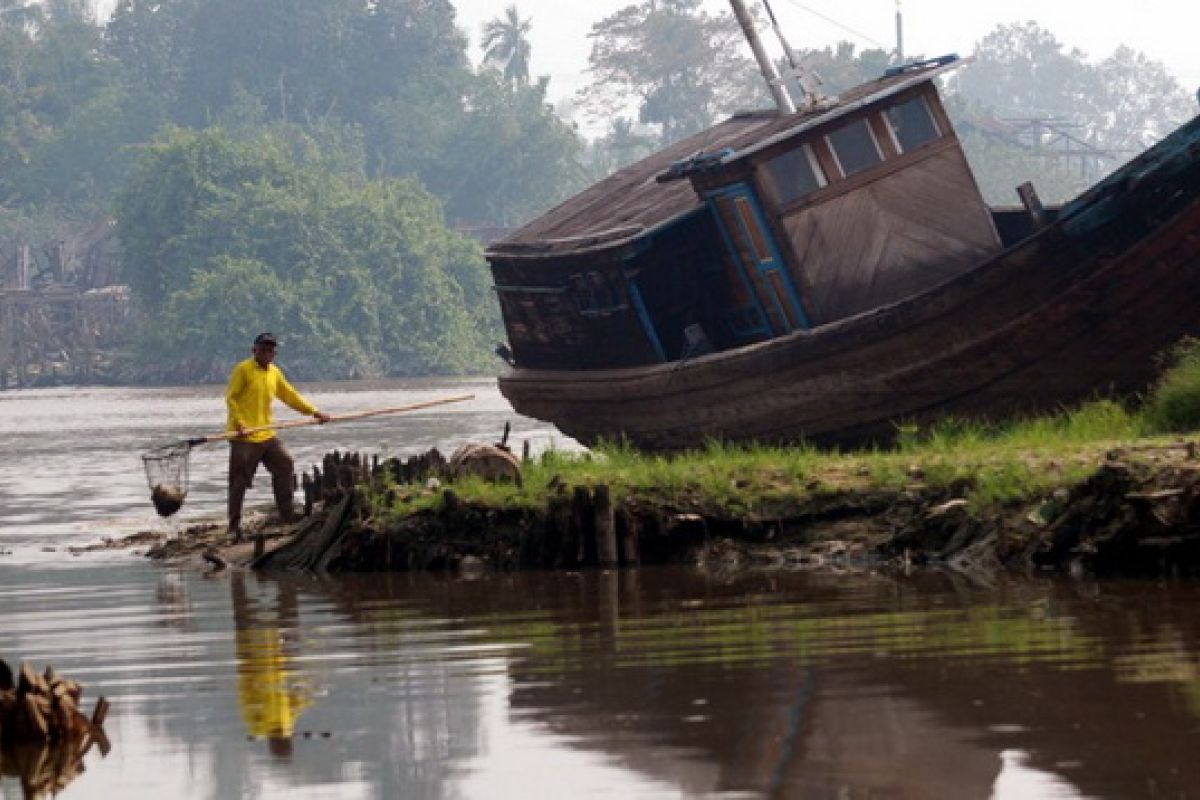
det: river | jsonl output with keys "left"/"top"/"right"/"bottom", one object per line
{"left": 3, "top": 380, "right": 1200, "bottom": 798}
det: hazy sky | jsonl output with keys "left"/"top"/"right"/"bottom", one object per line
{"left": 89, "top": 0, "right": 1199, "bottom": 114}
{"left": 453, "top": 0, "right": 1200, "bottom": 107}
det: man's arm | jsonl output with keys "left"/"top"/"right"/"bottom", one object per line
{"left": 275, "top": 371, "right": 330, "bottom": 422}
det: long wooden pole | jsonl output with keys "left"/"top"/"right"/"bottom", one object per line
{"left": 729, "top": 0, "right": 794, "bottom": 114}
{"left": 193, "top": 393, "right": 475, "bottom": 444}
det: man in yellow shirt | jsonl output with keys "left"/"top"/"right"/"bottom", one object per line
{"left": 225, "top": 333, "right": 330, "bottom": 541}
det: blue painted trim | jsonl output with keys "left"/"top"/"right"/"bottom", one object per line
{"left": 706, "top": 183, "right": 811, "bottom": 332}
{"left": 626, "top": 278, "right": 667, "bottom": 362}
{"left": 742, "top": 188, "right": 812, "bottom": 330}
{"left": 707, "top": 193, "right": 774, "bottom": 338}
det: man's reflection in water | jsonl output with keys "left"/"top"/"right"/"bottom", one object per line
{"left": 231, "top": 573, "right": 312, "bottom": 758}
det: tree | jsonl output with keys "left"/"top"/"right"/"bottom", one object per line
{"left": 1093, "top": 45, "right": 1194, "bottom": 151}
{"left": 587, "top": 117, "right": 658, "bottom": 177}
{"left": 580, "top": 0, "right": 764, "bottom": 144}
{"left": 0, "top": 0, "right": 42, "bottom": 32}
{"left": 368, "top": 71, "right": 587, "bottom": 227}
{"left": 481, "top": 4, "right": 532, "bottom": 88}
{"left": 169, "top": 0, "right": 359, "bottom": 127}
{"left": 949, "top": 22, "right": 1191, "bottom": 156}
{"left": 104, "top": 0, "right": 194, "bottom": 109}
{"left": 0, "top": 0, "right": 129, "bottom": 212}
{"left": 791, "top": 41, "right": 894, "bottom": 95}
{"left": 115, "top": 126, "right": 498, "bottom": 380}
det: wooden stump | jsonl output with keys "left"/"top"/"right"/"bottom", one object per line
{"left": 546, "top": 493, "right": 570, "bottom": 569}
{"left": 574, "top": 486, "right": 597, "bottom": 567}
{"left": 594, "top": 484, "right": 618, "bottom": 567}
{"left": 618, "top": 510, "right": 641, "bottom": 567}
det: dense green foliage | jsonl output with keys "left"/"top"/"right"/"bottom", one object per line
{"left": 1, "top": 0, "right": 593, "bottom": 379}
{"left": 2, "top": 1, "right": 1195, "bottom": 382}
{"left": 1139, "top": 339, "right": 1200, "bottom": 434}
{"left": 115, "top": 127, "right": 496, "bottom": 381}
{"left": 0, "top": 0, "right": 589, "bottom": 232}
{"left": 101, "top": 0, "right": 584, "bottom": 226}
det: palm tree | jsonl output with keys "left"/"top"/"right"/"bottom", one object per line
{"left": 481, "top": 5, "right": 532, "bottom": 88}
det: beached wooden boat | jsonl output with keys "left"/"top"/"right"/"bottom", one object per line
{"left": 487, "top": 31, "right": 1200, "bottom": 450}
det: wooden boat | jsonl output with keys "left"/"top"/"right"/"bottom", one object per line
{"left": 486, "top": 35, "right": 1200, "bottom": 450}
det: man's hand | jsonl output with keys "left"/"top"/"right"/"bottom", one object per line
{"left": 314, "top": 411, "right": 332, "bottom": 424}
{"left": 236, "top": 423, "right": 249, "bottom": 438}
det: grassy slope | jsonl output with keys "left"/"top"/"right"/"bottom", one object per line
{"left": 376, "top": 340, "right": 1200, "bottom": 519}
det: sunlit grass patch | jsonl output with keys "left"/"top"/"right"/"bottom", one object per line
{"left": 370, "top": 349, "right": 1200, "bottom": 520}
{"left": 1140, "top": 337, "right": 1200, "bottom": 434}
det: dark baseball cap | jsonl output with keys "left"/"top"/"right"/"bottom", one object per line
{"left": 253, "top": 332, "right": 279, "bottom": 346}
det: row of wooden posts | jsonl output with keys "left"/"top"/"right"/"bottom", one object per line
{"left": 293, "top": 447, "right": 651, "bottom": 571}
{"left": 515, "top": 483, "right": 634, "bottom": 569}
{"left": 299, "top": 447, "right": 453, "bottom": 517}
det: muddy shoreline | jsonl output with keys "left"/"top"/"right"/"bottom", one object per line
{"left": 80, "top": 440, "right": 1200, "bottom": 579}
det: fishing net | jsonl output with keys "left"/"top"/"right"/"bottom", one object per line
{"left": 142, "top": 443, "right": 191, "bottom": 517}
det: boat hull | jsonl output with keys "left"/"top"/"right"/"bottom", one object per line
{"left": 499, "top": 119, "right": 1200, "bottom": 450}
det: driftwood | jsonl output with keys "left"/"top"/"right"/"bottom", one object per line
{"left": 0, "top": 658, "right": 109, "bottom": 797}
{"left": 251, "top": 492, "right": 357, "bottom": 572}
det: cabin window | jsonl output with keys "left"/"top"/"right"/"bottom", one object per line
{"left": 885, "top": 96, "right": 940, "bottom": 152}
{"left": 825, "top": 118, "right": 883, "bottom": 177}
{"left": 763, "top": 145, "right": 826, "bottom": 205}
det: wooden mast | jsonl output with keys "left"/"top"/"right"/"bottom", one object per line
{"left": 728, "top": 0, "right": 795, "bottom": 114}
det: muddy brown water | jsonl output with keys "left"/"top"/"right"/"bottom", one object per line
{"left": 5, "top": 381, "right": 1200, "bottom": 798}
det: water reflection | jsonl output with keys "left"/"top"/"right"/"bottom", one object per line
{"left": 0, "top": 738, "right": 96, "bottom": 800}
{"left": 991, "top": 750, "right": 1085, "bottom": 799}
{"left": 6, "top": 565, "right": 1200, "bottom": 798}
{"left": 0, "top": 378, "right": 575, "bottom": 554}
{"left": 230, "top": 574, "right": 311, "bottom": 759}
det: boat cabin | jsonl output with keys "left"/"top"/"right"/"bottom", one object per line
{"left": 487, "top": 57, "right": 1003, "bottom": 371}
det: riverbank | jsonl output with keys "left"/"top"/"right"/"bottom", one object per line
{"left": 114, "top": 426, "right": 1200, "bottom": 579}
{"left": 94, "top": 344, "right": 1200, "bottom": 578}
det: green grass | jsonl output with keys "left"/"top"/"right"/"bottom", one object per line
{"left": 1139, "top": 337, "right": 1200, "bottom": 434}
{"left": 371, "top": 340, "right": 1200, "bottom": 518}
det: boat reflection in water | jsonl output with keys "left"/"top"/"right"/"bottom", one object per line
{"left": 5, "top": 565, "right": 1200, "bottom": 797}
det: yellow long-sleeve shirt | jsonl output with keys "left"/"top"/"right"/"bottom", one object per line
{"left": 235, "top": 627, "right": 312, "bottom": 739}
{"left": 225, "top": 358, "right": 318, "bottom": 443}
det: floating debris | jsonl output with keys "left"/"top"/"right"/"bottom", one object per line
{"left": 0, "top": 658, "right": 110, "bottom": 796}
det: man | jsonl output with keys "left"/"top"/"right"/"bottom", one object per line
{"left": 225, "top": 333, "right": 330, "bottom": 541}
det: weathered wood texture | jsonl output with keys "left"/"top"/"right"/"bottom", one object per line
{"left": 490, "top": 113, "right": 780, "bottom": 258}
{"left": 489, "top": 65, "right": 955, "bottom": 259}
{"left": 492, "top": 252, "right": 664, "bottom": 369}
{"left": 493, "top": 211, "right": 731, "bottom": 369}
{"left": 498, "top": 116, "right": 1200, "bottom": 450}
{"left": 0, "top": 287, "right": 132, "bottom": 389}
{"left": 777, "top": 144, "right": 1000, "bottom": 324}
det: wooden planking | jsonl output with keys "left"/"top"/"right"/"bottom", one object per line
{"left": 497, "top": 135, "right": 1200, "bottom": 449}
{"left": 491, "top": 66, "right": 963, "bottom": 259}
{"left": 779, "top": 145, "right": 999, "bottom": 323}
{"left": 505, "top": 214, "right": 1200, "bottom": 447}
{"left": 491, "top": 112, "right": 778, "bottom": 255}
